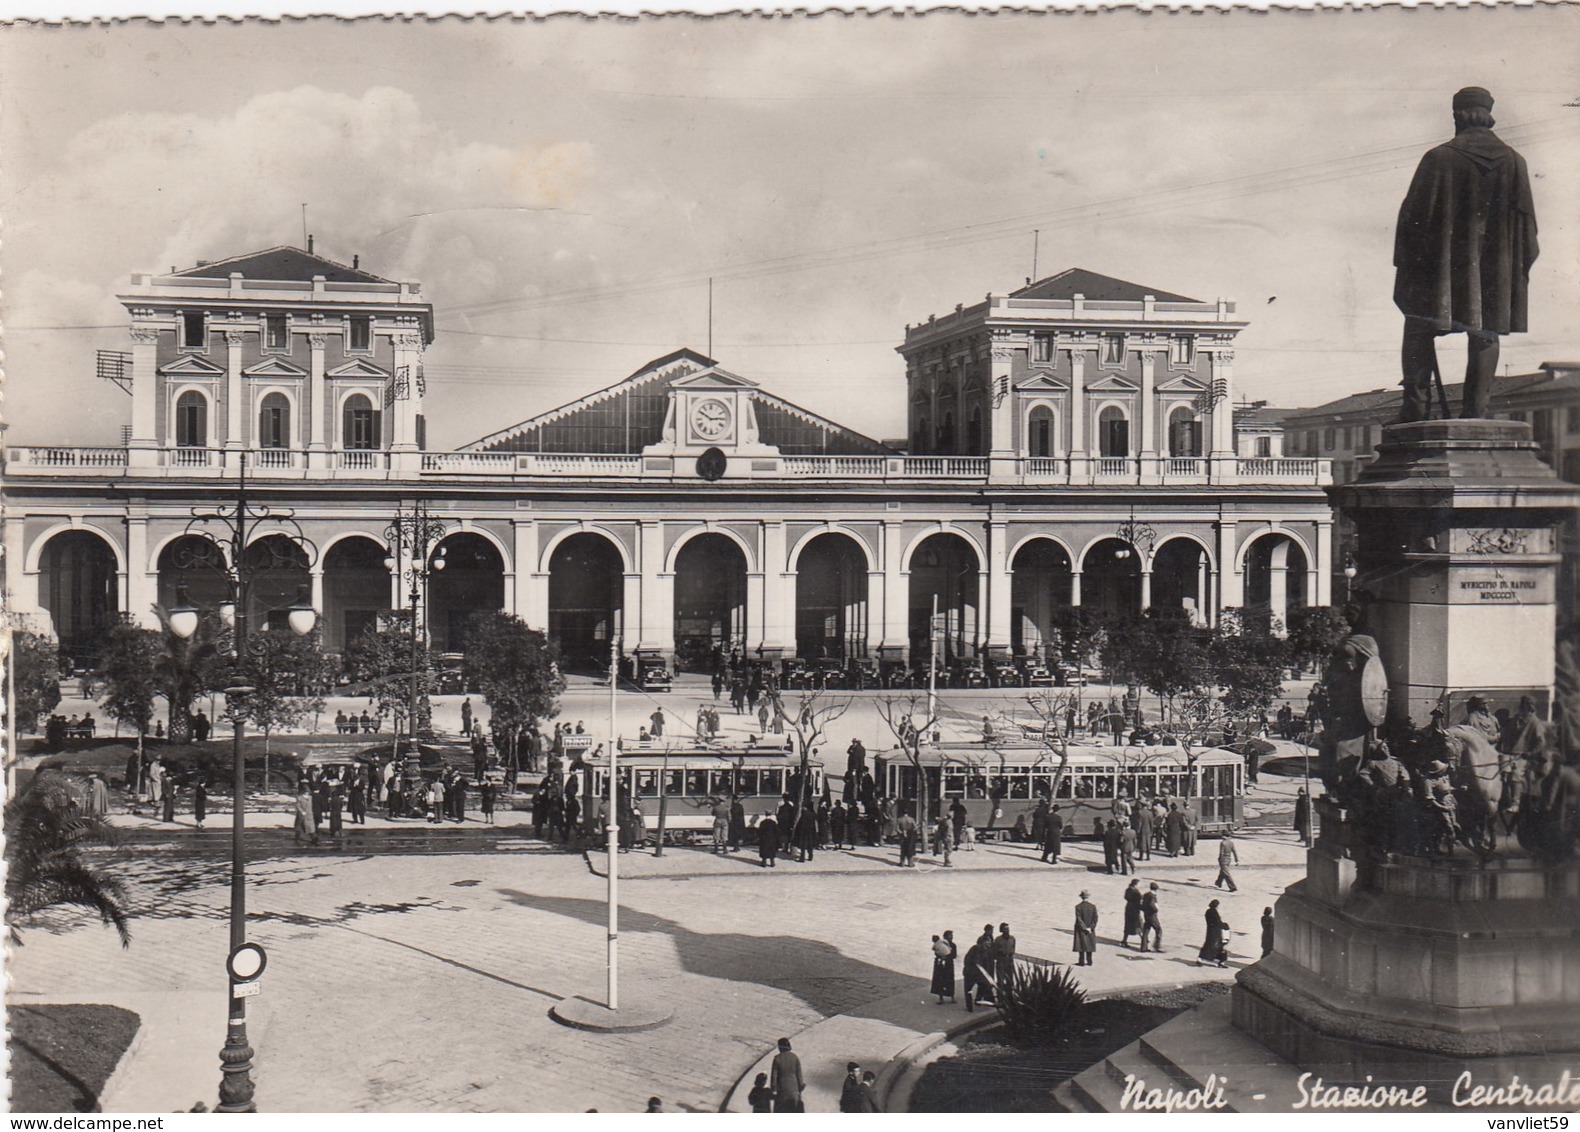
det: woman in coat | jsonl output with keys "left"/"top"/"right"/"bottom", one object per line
{"left": 192, "top": 780, "right": 207, "bottom": 829}
{"left": 1164, "top": 803, "right": 1185, "bottom": 857}
{"left": 930, "top": 931, "right": 957, "bottom": 1002}
{"left": 961, "top": 936, "right": 994, "bottom": 1012}
{"left": 757, "top": 815, "right": 780, "bottom": 867}
{"left": 1199, "top": 898, "right": 1229, "bottom": 967}
{"left": 1121, "top": 878, "right": 1143, "bottom": 948}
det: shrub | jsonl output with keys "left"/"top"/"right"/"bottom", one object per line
{"left": 994, "top": 960, "right": 1087, "bottom": 1042}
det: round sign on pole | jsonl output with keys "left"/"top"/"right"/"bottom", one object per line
{"left": 227, "top": 942, "right": 268, "bottom": 983}
{"left": 1360, "top": 655, "right": 1389, "bottom": 727}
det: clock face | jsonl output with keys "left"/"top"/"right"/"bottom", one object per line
{"left": 691, "top": 398, "right": 731, "bottom": 440}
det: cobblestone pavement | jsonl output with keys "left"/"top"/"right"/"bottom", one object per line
{"left": 7, "top": 825, "right": 1308, "bottom": 1113}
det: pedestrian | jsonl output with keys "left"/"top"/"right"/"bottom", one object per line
{"left": 859, "top": 1071, "right": 881, "bottom": 1112}
{"left": 1261, "top": 906, "right": 1276, "bottom": 958}
{"left": 895, "top": 808, "right": 918, "bottom": 867}
{"left": 162, "top": 778, "right": 177, "bottom": 824}
{"left": 930, "top": 930, "right": 957, "bottom": 1002}
{"left": 1215, "top": 832, "right": 1239, "bottom": 892}
{"left": 193, "top": 779, "right": 207, "bottom": 830}
{"left": 348, "top": 770, "right": 366, "bottom": 825}
{"left": 1041, "top": 805, "right": 1063, "bottom": 863}
{"left": 959, "top": 821, "right": 975, "bottom": 851}
{"left": 993, "top": 922, "right": 1017, "bottom": 986}
{"left": 1118, "top": 822, "right": 1136, "bottom": 875}
{"left": 563, "top": 791, "right": 580, "bottom": 841}
{"left": 769, "top": 1038, "right": 804, "bottom": 1113}
{"left": 840, "top": 1063, "right": 864, "bottom": 1112}
{"left": 81, "top": 773, "right": 107, "bottom": 818}
{"left": 293, "top": 783, "right": 318, "bottom": 846}
{"left": 746, "top": 1072, "right": 774, "bottom": 1114}
{"left": 729, "top": 795, "right": 746, "bottom": 851}
{"left": 453, "top": 777, "right": 468, "bottom": 822}
{"left": 830, "top": 799, "right": 847, "bottom": 849}
{"left": 1135, "top": 801, "right": 1153, "bottom": 861}
{"left": 1120, "top": 878, "right": 1143, "bottom": 948}
{"left": 645, "top": 1098, "right": 663, "bottom": 1113}
{"left": 481, "top": 779, "right": 496, "bottom": 824}
{"left": 1103, "top": 819, "right": 1121, "bottom": 874}
{"left": 649, "top": 708, "right": 664, "bottom": 739}
{"left": 1140, "top": 882, "right": 1163, "bottom": 952}
{"left": 1073, "top": 890, "right": 1099, "bottom": 966}
{"left": 934, "top": 814, "right": 953, "bottom": 866}
{"left": 962, "top": 929, "right": 994, "bottom": 1013}
{"left": 1182, "top": 806, "right": 1199, "bottom": 856}
{"left": 1294, "top": 787, "right": 1312, "bottom": 843}
{"left": 1164, "top": 803, "right": 1184, "bottom": 857}
{"left": 1199, "top": 898, "right": 1229, "bottom": 967}
{"left": 757, "top": 815, "right": 779, "bottom": 867}
{"left": 794, "top": 805, "right": 817, "bottom": 863}
{"left": 328, "top": 780, "right": 345, "bottom": 837}
{"left": 461, "top": 697, "right": 473, "bottom": 737}
{"left": 712, "top": 797, "right": 730, "bottom": 854}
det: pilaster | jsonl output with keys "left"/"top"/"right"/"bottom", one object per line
{"left": 224, "top": 328, "right": 245, "bottom": 449}
{"left": 129, "top": 325, "right": 159, "bottom": 466}
{"left": 1217, "top": 521, "right": 1243, "bottom": 610}
{"left": 307, "top": 330, "right": 328, "bottom": 466}
{"left": 985, "top": 520, "right": 1011, "bottom": 656}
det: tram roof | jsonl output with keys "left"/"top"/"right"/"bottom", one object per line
{"left": 876, "top": 742, "right": 1242, "bottom": 768}
{"left": 585, "top": 745, "right": 822, "bottom": 765}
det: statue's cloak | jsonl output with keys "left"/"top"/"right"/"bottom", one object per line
{"left": 1393, "top": 127, "right": 1539, "bottom": 335}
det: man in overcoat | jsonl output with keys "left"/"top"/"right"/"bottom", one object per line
{"left": 1073, "top": 891, "right": 1099, "bottom": 966}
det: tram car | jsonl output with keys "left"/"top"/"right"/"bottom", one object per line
{"left": 564, "top": 745, "right": 825, "bottom": 840}
{"left": 873, "top": 740, "right": 1245, "bottom": 838}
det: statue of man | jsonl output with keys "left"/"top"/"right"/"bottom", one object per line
{"left": 1316, "top": 626, "right": 1382, "bottom": 789}
{"left": 1394, "top": 86, "right": 1539, "bottom": 423}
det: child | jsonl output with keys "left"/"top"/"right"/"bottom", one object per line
{"left": 960, "top": 822, "right": 976, "bottom": 851}
{"left": 747, "top": 1072, "right": 774, "bottom": 1113}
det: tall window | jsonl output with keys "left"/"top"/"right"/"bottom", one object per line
{"left": 175, "top": 390, "right": 207, "bottom": 447}
{"left": 264, "top": 314, "right": 288, "bottom": 351}
{"left": 181, "top": 311, "right": 207, "bottom": 350}
{"left": 347, "top": 316, "right": 372, "bottom": 352}
{"left": 914, "top": 415, "right": 930, "bottom": 455}
{"left": 259, "top": 392, "right": 290, "bottom": 449}
{"left": 1032, "top": 334, "right": 1054, "bottom": 364}
{"left": 1169, "top": 334, "right": 1195, "bottom": 366}
{"left": 1101, "top": 333, "right": 1126, "bottom": 366}
{"left": 1027, "top": 406, "right": 1054, "bottom": 458}
{"left": 1255, "top": 436, "right": 1272, "bottom": 457}
{"left": 1168, "top": 407, "right": 1202, "bottom": 457}
{"left": 1099, "top": 406, "right": 1130, "bottom": 458}
{"left": 342, "top": 394, "right": 381, "bottom": 450}
{"left": 967, "top": 407, "right": 983, "bottom": 455}
{"left": 937, "top": 413, "right": 955, "bottom": 453}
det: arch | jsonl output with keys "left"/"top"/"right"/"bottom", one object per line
{"left": 429, "top": 532, "right": 508, "bottom": 653}
{"left": 318, "top": 529, "right": 392, "bottom": 559}
{"left": 156, "top": 533, "right": 233, "bottom": 613}
{"left": 37, "top": 529, "right": 120, "bottom": 666}
{"left": 1007, "top": 531, "right": 1077, "bottom": 568}
{"left": 547, "top": 532, "right": 626, "bottom": 670}
{"left": 1080, "top": 537, "right": 1143, "bottom": 618}
{"left": 901, "top": 525, "right": 985, "bottom": 574}
{"left": 257, "top": 388, "right": 294, "bottom": 449}
{"left": 1166, "top": 403, "right": 1203, "bottom": 458}
{"left": 26, "top": 522, "right": 127, "bottom": 576}
{"left": 340, "top": 391, "right": 381, "bottom": 450}
{"left": 787, "top": 525, "right": 878, "bottom": 574}
{"left": 1097, "top": 403, "right": 1131, "bottom": 458}
{"left": 1233, "top": 526, "right": 1315, "bottom": 574}
{"left": 538, "top": 524, "right": 634, "bottom": 575}
{"left": 1150, "top": 536, "right": 1213, "bottom": 625}
{"left": 172, "top": 386, "right": 211, "bottom": 448}
{"left": 1025, "top": 402, "right": 1057, "bottom": 458}
{"left": 664, "top": 525, "right": 757, "bottom": 575}
{"left": 1146, "top": 532, "right": 1216, "bottom": 574}
{"left": 673, "top": 532, "right": 749, "bottom": 671}
{"left": 1010, "top": 537, "right": 1074, "bottom": 658}
{"left": 794, "top": 532, "right": 870, "bottom": 661}
{"left": 907, "top": 531, "right": 982, "bottom": 662}
{"left": 1076, "top": 532, "right": 1141, "bottom": 571}
{"left": 240, "top": 534, "right": 313, "bottom": 632}
{"left": 1241, "top": 531, "right": 1311, "bottom": 628}
{"left": 322, "top": 535, "right": 391, "bottom": 653}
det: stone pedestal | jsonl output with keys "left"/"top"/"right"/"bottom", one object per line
{"left": 1330, "top": 419, "right": 1580, "bottom": 725}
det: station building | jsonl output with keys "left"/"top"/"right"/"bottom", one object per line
{"left": 4, "top": 248, "right": 1335, "bottom": 671}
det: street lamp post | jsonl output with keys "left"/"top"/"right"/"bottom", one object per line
{"left": 167, "top": 452, "right": 316, "bottom": 1113}
{"left": 382, "top": 503, "right": 447, "bottom": 753}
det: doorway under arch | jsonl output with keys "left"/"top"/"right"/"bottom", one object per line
{"left": 673, "top": 533, "right": 747, "bottom": 672}
{"left": 429, "top": 533, "right": 506, "bottom": 653}
{"left": 1082, "top": 538, "right": 1142, "bottom": 619}
{"left": 322, "top": 537, "right": 391, "bottom": 653}
{"left": 795, "top": 533, "right": 869, "bottom": 660}
{"left": 548, "top": 533, "right": 625, "bottom": 671}
{"left": 908, "top": 533, "right": 980, "bottom": 662}
{"left": 38, "top": 530, "right": 119, "bottom": 667}
{"left": 1011, "top": 539, "right": 1073, "bottom": 658}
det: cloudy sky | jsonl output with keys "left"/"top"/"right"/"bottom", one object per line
{"left": 3, "top": 9, "right": 1577, "bottom": 449}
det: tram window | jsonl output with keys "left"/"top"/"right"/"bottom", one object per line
{"left": 685, "top": 770, "right": 708, "bottom": 796}
{"left": 762, "top": 770, "right": 784, "bottom": 798}
{"left": 662, "top": 770, "right": 684, "bottom": 797}
{"left": 944, "top": 772, "right": 966, "bottom": 797}
{"left": 1074, "top": 775, "right": 1095, "bottom": 799}
{"left": 1007, "top": 772, "right": 1031, "bottom": 799}
{"left": 1094, "top": 774, "right": 1115, "bottom": 799}
{"left": 709, "top": 770, "right": 734, "bottom": 797}
{"left": 1054, "top": 773, "right": 1073, "bottom": 799}
{"left": 1030, "top": 773, "right": 1053, "bottom": 799}
{"left": 737, "top": 769, "right": 759, "bottom": 795}
{"left": 1119, "top": 775, "right": 1139, "bottom": 800}
{"left": 1158, "top": 774, "right": 1179, "bottom": 797}
{"left": 967, "top": 775, "right": 988, "bottom": 799}
{"left": 634, "top": 771, "right": 658, "bottom": 798}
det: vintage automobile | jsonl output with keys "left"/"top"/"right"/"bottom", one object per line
{"left": 951, "top": 660, "right": 989, "bottom": 689}
{"left": 812, "top": 658, "right": 847, "bottom": 689}
{"left": 635, "top": 652, "right": 672, "bottom": 693}
{"left": 1054, "top": 663, "right": 1088, "bottom": 687}
{"left": 1016, "top": 657, "right": 1055, "bottom": 687}
{"left": 845, "top": 658, "right": 881, "bottom": 690}
{"left": 987, "top": 658, "right": 1021, "bottom": 688}
{"left": 879, "top": 660, "right": 915, "bottom": 689}
{"left": 780, "top": 657, "right": 813, "bottom": 690}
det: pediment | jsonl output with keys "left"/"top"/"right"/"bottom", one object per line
{"left": 669, "top": 368, "right": 759, "bottom": 391}
{"left": 1015, "top": 374, "right": 1068, "bottom": 393}
{"left": 1156, "top": 373, "right": 1208, "bottom": 394}
{"left": 158, "top": 353, "right": 225, "bottom": 377}
{"left": 326, "top": 358, "right": 391, "bottom": 380}
{"left": 243, "top": 357, "right": 308, "bottom": 380}
{"left": 1085, "top": 374, "right": 1138, "bottom": 393}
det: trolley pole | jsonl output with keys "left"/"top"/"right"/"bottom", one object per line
{"left": 607, "top": 636, "right": 620, "bottom": 1011}
{"left": 928, "top": 593, "right": 939, "bottom": 736}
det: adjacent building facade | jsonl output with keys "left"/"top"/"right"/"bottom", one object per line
{"left": 6, "top": 250, "right": 1336, "bottom": 672}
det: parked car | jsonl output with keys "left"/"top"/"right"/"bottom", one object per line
{"left": 635, "top": 652, "right": 672, "bottom": 693}
{"left": 987, "top": 658, "right": 1021, "bottom": 688}
{"left": 951, "top": 660, "right": 989, "bottom": 689}
{"left": 845, "top": 659, "right": 881, "bottom": 690}
{"left": 1016, "top": 658, "right": 1054, "bottom": 687}
{"left": 780, "top": 657, "right": 812, "bottom": 690}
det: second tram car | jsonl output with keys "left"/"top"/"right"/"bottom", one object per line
{"left": 566, "top": 745, "right": 825, "bottom": 840}
{"left": 875, "top": 741, "right": 1245, "bottom": 837}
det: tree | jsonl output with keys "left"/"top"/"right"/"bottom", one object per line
{"left": 1208, "top": 608, "right": 1290, "bottom": 725}
{"left": 151, "top": 606, "right": 229, "bottom": 743}
{"left": 1126, "top": 607, "right": 1211, "bottom": 726}
{"left": 5, "top": 771, "right": 130, "bottom": 947}
{"left": 1286, "top": 605, "right": 1354, "bottom": 677}
{"left": 345, "top": 610, "right": 435, "bottom": 741}
{"left": 779, "top": 688, "right": 851, "bottom": 827}
{"left": 87, "top": 620, "right": 164, "bottom": 794}
{"left": 234, "top": 628, "right": 334, "bottom": 788}
{"left": 998, "top": 688, "right": 1082, "bottom": 805}
{"left": 876, "top": 692, "right": 942, "bottom": 852}
{"left": 460, "top": 611, "right": 565, "bottom": 767}
{"left": 8, "top": 630, "right": 63, "bottom": 733}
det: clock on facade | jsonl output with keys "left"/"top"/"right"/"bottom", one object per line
{"left": 690, "top": 398, "right": 732, "bottom": 440}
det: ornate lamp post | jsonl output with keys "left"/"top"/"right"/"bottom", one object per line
{"left": 167, "top": 452, "right": 317, "bottom": 1113}
{"left": 382, "top": 502, "right": 447, "bottom": 752}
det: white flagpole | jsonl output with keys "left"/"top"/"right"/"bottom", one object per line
{"left": 608, "top": 636, "right": 620, "bottom": 1011}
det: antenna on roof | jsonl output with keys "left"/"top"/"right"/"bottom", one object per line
{"left": 708, "top": 277, "right": 713, "bottom": 360}
{"left": 1031, "top": 229, "right": 1040, "bottom": 282}
{"left": 301, "top": 203, "right": 308, "bottom": 249}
